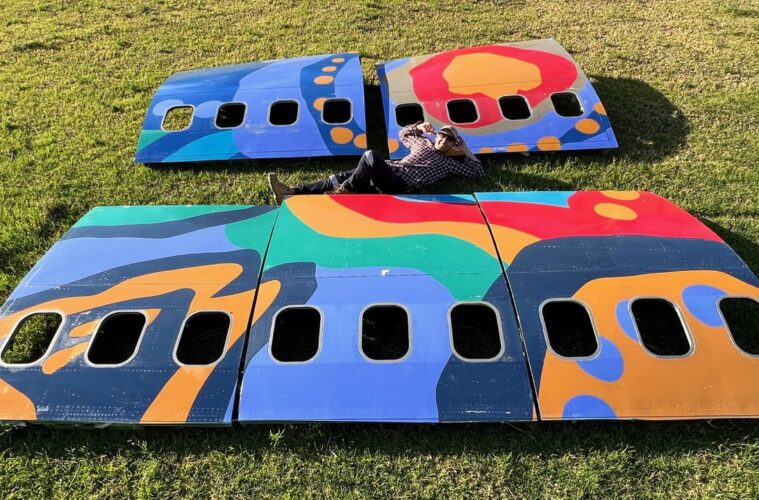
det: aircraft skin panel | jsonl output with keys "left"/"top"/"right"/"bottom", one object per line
{"left": 476, "top": 191, "right": 759, "bottom": 420}
{"left": 1, "top": 193, "right": 757, "bottom": 425}
{"left": 238, "top": 194, "right": 536, "bottom": 423}
{"left": 135, "top": 53, "right": 367, "bottom": 163}
{"left": 0, "top": 206, "right": 277, "bottom": 425}
{"left": 378, "top": 39, "right": 618, "bottom": 159}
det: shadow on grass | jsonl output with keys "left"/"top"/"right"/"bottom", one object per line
{"left": 591, "top": 75, "right": 690, "bottom": 162}
{"left": 702, "top": 218, "right": 759, "bottom": 276}
{"left": 2, "top": 420, "right": 758, "bottom": 460}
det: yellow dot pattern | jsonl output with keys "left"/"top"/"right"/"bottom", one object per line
{"left": 575, "top": 118, "right": 600, "bottom": 135}
{"left": 537, "top": 136, "right": 561, "bottom": 151}
{"left": 312, "top": 55, "right": 364, "bottom": 150}
{"left": 353, "top": 133, "right": 367, "bottom": 148}
{"left": 314, "top": 75, "right": 334, "bottom": 85}
{"left": 313, "top": 97, "right": 327, "bottom": 111}
{"left": 330, "top": 127, "right": 353, "bottom": 144}
{"left": 601, "top": 191, "right": 640, "bottom": 201}
{"left": 594, "top": 203, "right": 638, "bottom": 221}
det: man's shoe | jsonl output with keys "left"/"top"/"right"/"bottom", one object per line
{"left": 268, "top": 173, "right": 294, "bottom": 205}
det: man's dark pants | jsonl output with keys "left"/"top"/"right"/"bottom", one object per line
{"left": 294, "top": 150, "right": 408, "bottom": 194}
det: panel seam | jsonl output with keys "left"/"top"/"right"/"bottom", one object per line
{"left": 232, "top": 207, "right": 281, "bottom": 424}
{"left": 474, "top": 193, "right": 542, "bottom": 421}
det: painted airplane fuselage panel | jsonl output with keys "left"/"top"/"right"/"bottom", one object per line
{"left": 1, "top": 193, "right": 756, "bottom": 425}
{"left": 0, "top": 206, "right": 277, "bottom": 425}
{"left": 476, "top": 191, "right": 759, "bottom": 420}
{"left": 238, "top": 194, "right": 536, "bottom": 422}
{"left": 379, "top": 40, "right": 617, "bottom": 159}
{"left": 136, "top": 54, "right": 367, "bottom": 163}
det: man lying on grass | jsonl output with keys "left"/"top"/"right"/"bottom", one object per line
{"left": 267, "top": 122, "right": 484, "bottom": 204}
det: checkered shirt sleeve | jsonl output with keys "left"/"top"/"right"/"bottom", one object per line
{"left": 389, "top": 123, "right": 484, "bottom": 189}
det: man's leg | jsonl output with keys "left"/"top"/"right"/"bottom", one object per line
{"left": 268, "top": 150, "right": 405, "bottom": 204}
{"left": 268, "top": 170, "right": 355, "bottom": 204}
{"left": 292, "top": 169, "right": 355, "bottom": 194}
{"left": 339, "top": 151, "right": 376, "bottom": 193}
{"left": 293, "top": 151, "right": 384, "bottom": 195}
{"left": 341, "top": 150, "right": 406, "bottom": 193}
{"left": 364, "top": 151, "right": 408, "bottom": 194}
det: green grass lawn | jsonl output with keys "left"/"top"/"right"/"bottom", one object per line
{"left": 0, "top": 0, "right": 758, "bottom": 497}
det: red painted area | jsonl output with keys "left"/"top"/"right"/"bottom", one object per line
{"left": 329, "top": 195, "right": 486, "bottom": 225}
{"left": 409, "top": 45, "right": 578, "bottom": 128}
{"left": 480, "top": 192, "right": 723, "bottom": 242}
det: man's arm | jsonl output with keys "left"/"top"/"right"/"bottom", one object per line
{"left": 447, "top": 139, "right": 485, "bottom": 178}
{"left": 398, "top": 121, "right": 433, "bottom": 150}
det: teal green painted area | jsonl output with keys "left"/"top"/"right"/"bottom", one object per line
{"left": 264, "top": 205, "right": 501, "bottom": 299}
{"left": 74, "top": 205, "right": 251, "bottom": 227}
{"left": 225, "top": 209, "right": 279, "bottom": 253}
{"left": 136, "top": 129, "right": 168, "bottom": 151}
{"left": 433, "top": 273, "right": 506, "bottom": 301}
{"left": 164, "top": 131, "right": 237, "bottom": 162}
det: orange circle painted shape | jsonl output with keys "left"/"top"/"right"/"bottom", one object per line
{"left": 600, "top": 191, "right": 640, "bottom": 201}
{"left": 537, "top": 136, "right": 561, "bottom": 151}
{"left": 330, "top": 127, "right": 354, "bottom": 144}
{"left": 594, "top": 203, "right": 638, "bottom": 221}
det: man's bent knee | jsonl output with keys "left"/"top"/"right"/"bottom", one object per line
{"left": 363, "top": 149, "right": 380, "bottom": 166}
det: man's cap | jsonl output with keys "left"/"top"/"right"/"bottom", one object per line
{"left": 438, "top": 125, "right": 461, "bottom": 143}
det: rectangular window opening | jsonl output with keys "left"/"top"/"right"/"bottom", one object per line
{"left": 395, "top": 103, "right": 424, "bottom": 126}
{"left": 361, "top": 305, "right": 410, "bottom": 361}
{"left": 269, "top": 101, "right": 299, "bottom": 126}
{"left": 322, "top": 99, "right": 352, "bottom": 124}
{"left": 541, "top": 300, "right": 598, "bottom": 358}
{"left": 87, "top": 312, "right": 146, "bottom": 365}
{"left": 631, "top": 298, "right": 691, "bottom": 357}
{"left": 270, "top": 307, "right": 321, "bottom": 362}
{"left": 175, "top": 312, "right": 230, "bottom": 365}
{"left": 446, "top": 99, "right": 478, "bottom": 124}
{"left": 450, "top": 303, "right": 502, "bottom": 360}
{"left": 215, "top": 103, "right": 246, "bottom": 128}
{"left": 551, "top": 92, "right": 583, "bottom": 117}
{"left": 1, "top": 312, "right": 63, "bottom": 364}
{"left": 162, "top": 106, "right": 194, "bottom": 131}
{"left": 720, "top": 297, "right": 759, "bottom": 355}
{"left": 498, "top": 95, "right": 532, "bottom": 120}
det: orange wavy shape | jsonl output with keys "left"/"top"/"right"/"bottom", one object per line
{"left": 42, "top": 310, "right": 161, "bottom": 374}
{"left": 68, "top": 319, "right": 100, "bottom": 338}
{"left": 0, "top": 264, "right": 244, "bottom": 337}
{"left": 489, "top": 224, "right": 539, "bottom": 265}
{"left": 0, "top": 378, "right": 36, "bottom": 420}
{"left": 538, "top": 270, "right": 759, "bottom": 419}
{"left": 140, "top": 279, "right": 281, "bottom": 424}
{"left": 285, "top": 196, "right": 526, "bottom": 261}
{"left": 42, "top": 342, "right": 88, "bottom": 375}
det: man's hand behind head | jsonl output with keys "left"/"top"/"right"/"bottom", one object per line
{"left": 417, "top": 122, "right": 435, "bottom": 134}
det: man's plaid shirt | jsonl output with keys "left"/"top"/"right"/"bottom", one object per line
{"left": 388, "top": 123, "right": 485, "bottom": 189}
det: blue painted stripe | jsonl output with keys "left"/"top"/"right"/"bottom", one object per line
{"left": 475, "top": 191, "right": 575, "bottom": 207}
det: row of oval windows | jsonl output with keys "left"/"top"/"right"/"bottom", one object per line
{"left": 2, "top": 297, "right": 756, "bottom": 368}
{"left": 0, "top": 304, "right": 501, "bottom": 368}
{"left": 395, "top": 92, "right": 585, "bottom": 126}
{"left": 160, "top": 92, "right": 586, "bottom": 132}
{"left": 270, "top": 297, "right": 759, "bottom": 362}
{"left": 161, "top": 99, "right": 354, "bottom": 132}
